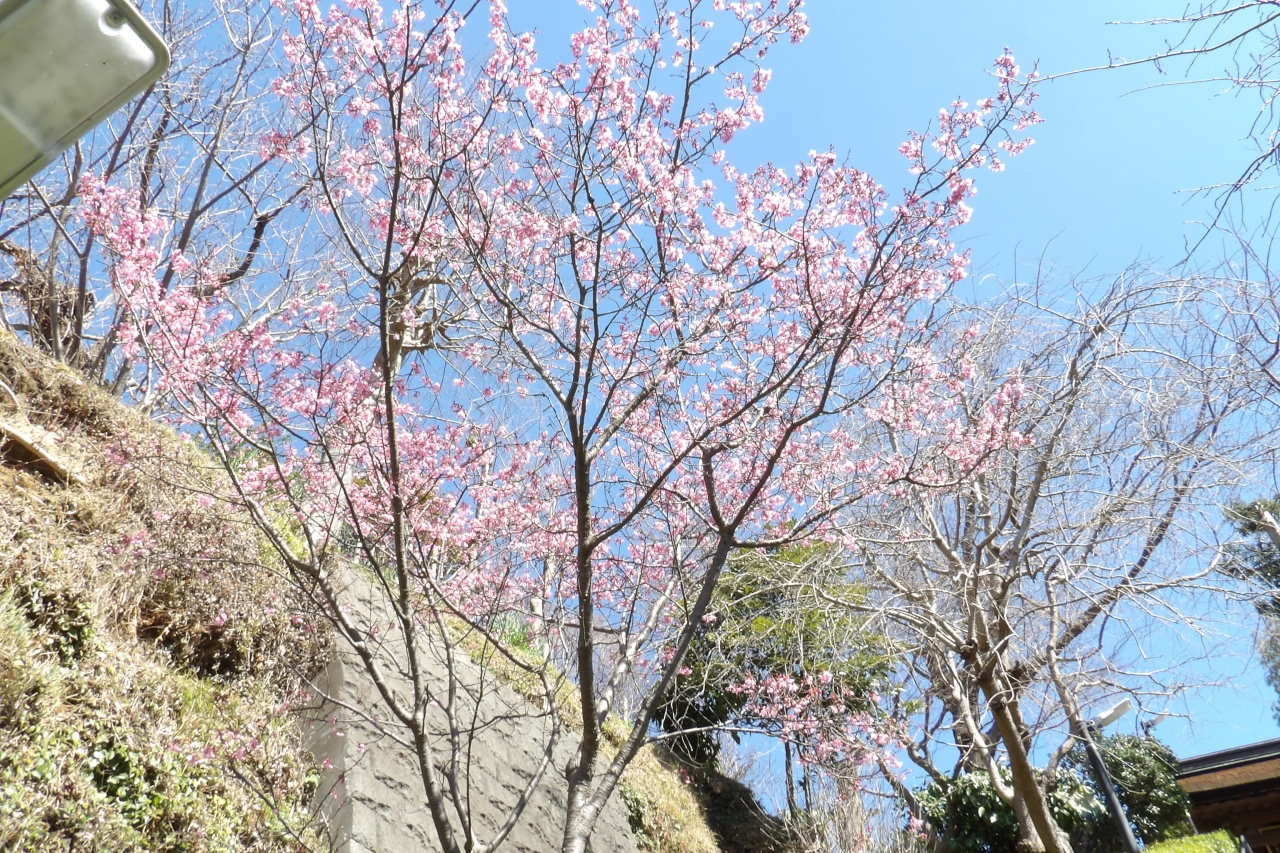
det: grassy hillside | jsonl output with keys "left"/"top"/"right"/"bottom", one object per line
{"left": 0, "top": 332, "right": 327, "bottom": 851}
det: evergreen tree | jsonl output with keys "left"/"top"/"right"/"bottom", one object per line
{"left": 1062, "top": 734, "right": 1193, "bottom": 851}
{"left": 1225, "top": 499, "right": 1280, "bottom": 723}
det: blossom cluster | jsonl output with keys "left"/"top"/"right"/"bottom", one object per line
{"left": 79, "top": 0, "right": 1041, "bottom": 772}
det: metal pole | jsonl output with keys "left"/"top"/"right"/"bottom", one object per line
{"left": 1077, "top": 721, "right": 1141, "bottom": 853}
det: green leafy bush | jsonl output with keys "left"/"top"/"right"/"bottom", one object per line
{"left": 15, "top": 581, "right": 95, "bottom": 665}
{"left": 656, "top": 548, "right": 894, "bottom": 767}
{"left": 1063, "top": 733, "right": 1194, "bottom": 848}
{"left": 917, "top": 733, "right": 1195, "bottom": 853}
{"left": 917, "top": 767, "right": 1101, "bottom": 853}
{"left": 1146, "top": 830, "right": 1239, "bottom": 853}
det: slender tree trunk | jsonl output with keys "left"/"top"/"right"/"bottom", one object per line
{"left": 784, "top": 739, "right": 801, "bottom": 823}
{"left": 981, "top": 679, "right": 1073, "bottom": 853}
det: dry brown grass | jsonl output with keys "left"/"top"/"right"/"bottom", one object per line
{"left": 0, "top": 331, "right": 327, "bottom": 681}
{"left": 0, "top": 332, "right": 329, "bottom": 851}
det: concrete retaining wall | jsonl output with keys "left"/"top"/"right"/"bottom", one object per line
{"left": 300, "top": 572, "right": 639, "bottom": 853}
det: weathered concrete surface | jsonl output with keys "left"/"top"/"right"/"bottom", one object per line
{"left": 300, "top": 572, "right": 639, "bottom": 853}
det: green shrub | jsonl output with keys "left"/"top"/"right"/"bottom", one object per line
{"left": 1146, "top": 829, "right": 1239, "bottom": 853}
{"left": 15, "top": 581, "right": 95, "bottom": 665}
{"left": 1063, "top": 733, "right": 1194, "bottom": 848}
{"left": 917, "top": 767, "right": 1102, "bottom": 853}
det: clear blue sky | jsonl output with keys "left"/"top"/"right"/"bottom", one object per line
{"left": 740, "top": 1, "right": 1278, "bottom": 761}
{"left": 736, "top": 2, "right": 1265, "bottom": 276}
{"left": 517, "top": 1, "right": 1278, "bottom": 758}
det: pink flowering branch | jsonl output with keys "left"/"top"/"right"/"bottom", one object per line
{"left": 76, "top": 2, "right": 1043, "bottom": 851}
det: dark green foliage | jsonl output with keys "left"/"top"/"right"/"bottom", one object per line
{"left": 1224, "top": 498, "right": 1280, "bottom": 611}
{"left": 917, "top": 771, "right": 1020, "bottom": 853}
{"left": 1062, "top": 733, "right": 1193, "bottom": 849}
{"left": 85, "top": 735, "right": 163, "bottom": 832}
{"left": 1261, "top": 622, "right": 1280, "bottom": 727}
{"left": 1223, "top": 498, "right": 1280, "bottom": 723}
{"left": 916, "top": 768, "right": 1101, "bottom": 853}
{"left": 16, "top": 581, "right": 95, "bottom": 665}
{"left": 655, "top": 548, "right": 894, "bottom": 767}
{"left": 915, "top": 735, "right": 1191, "bottom": 853}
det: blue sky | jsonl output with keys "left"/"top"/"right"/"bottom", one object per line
{"left": 742, "top": 2, "right": 1280, "bottom": 760}
{"left": 507, "top": 1, "right": 1280, "bottom": 759}
{"left": 738, "top": 2, "right": 1265, "bottom": 277}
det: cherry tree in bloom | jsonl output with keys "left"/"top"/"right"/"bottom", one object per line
{"left": 77, "top": 1, "right": 1040, "bottom": 850}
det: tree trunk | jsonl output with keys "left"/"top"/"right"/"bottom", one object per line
{"left": 1013, "top": 792, "right": 1047, "bottom": 853}
{"left": 981, "top": 680, "right": 1073, "bottom": 853}
{"left": 784, "top": 739, "right": 801, "bottom": 823}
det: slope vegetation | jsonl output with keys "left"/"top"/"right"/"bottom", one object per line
{"left": 0, "top": 332, "right": 327, "bottom": 851}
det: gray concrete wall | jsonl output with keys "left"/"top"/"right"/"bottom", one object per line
{"left": 300, "top": 572, "right": 639, "bottom": 853}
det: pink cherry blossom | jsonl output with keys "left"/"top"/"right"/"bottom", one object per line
{"left": 77, "top": 3, "right": 1040, "bottom": 850}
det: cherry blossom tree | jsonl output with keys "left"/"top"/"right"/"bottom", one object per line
{"left": 0, "top": 1, "right": 312, "bottom": 394}
{"left": 69, "top": 1, "right": 1041, "bottom": 851}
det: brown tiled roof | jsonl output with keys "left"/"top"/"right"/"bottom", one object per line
{"left": 1179, "top": 754, "right": 1280, "bottom": 793}
{"left": 1177, "top": 737, "right": 1280, "bottom": 853}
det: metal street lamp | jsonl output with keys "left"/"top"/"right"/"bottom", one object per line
{"left": 0, "top": 0, "right": 169, "bottom": 199}
{"left": 1076, "top": 698, "right": 1141, "bottom": 853}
